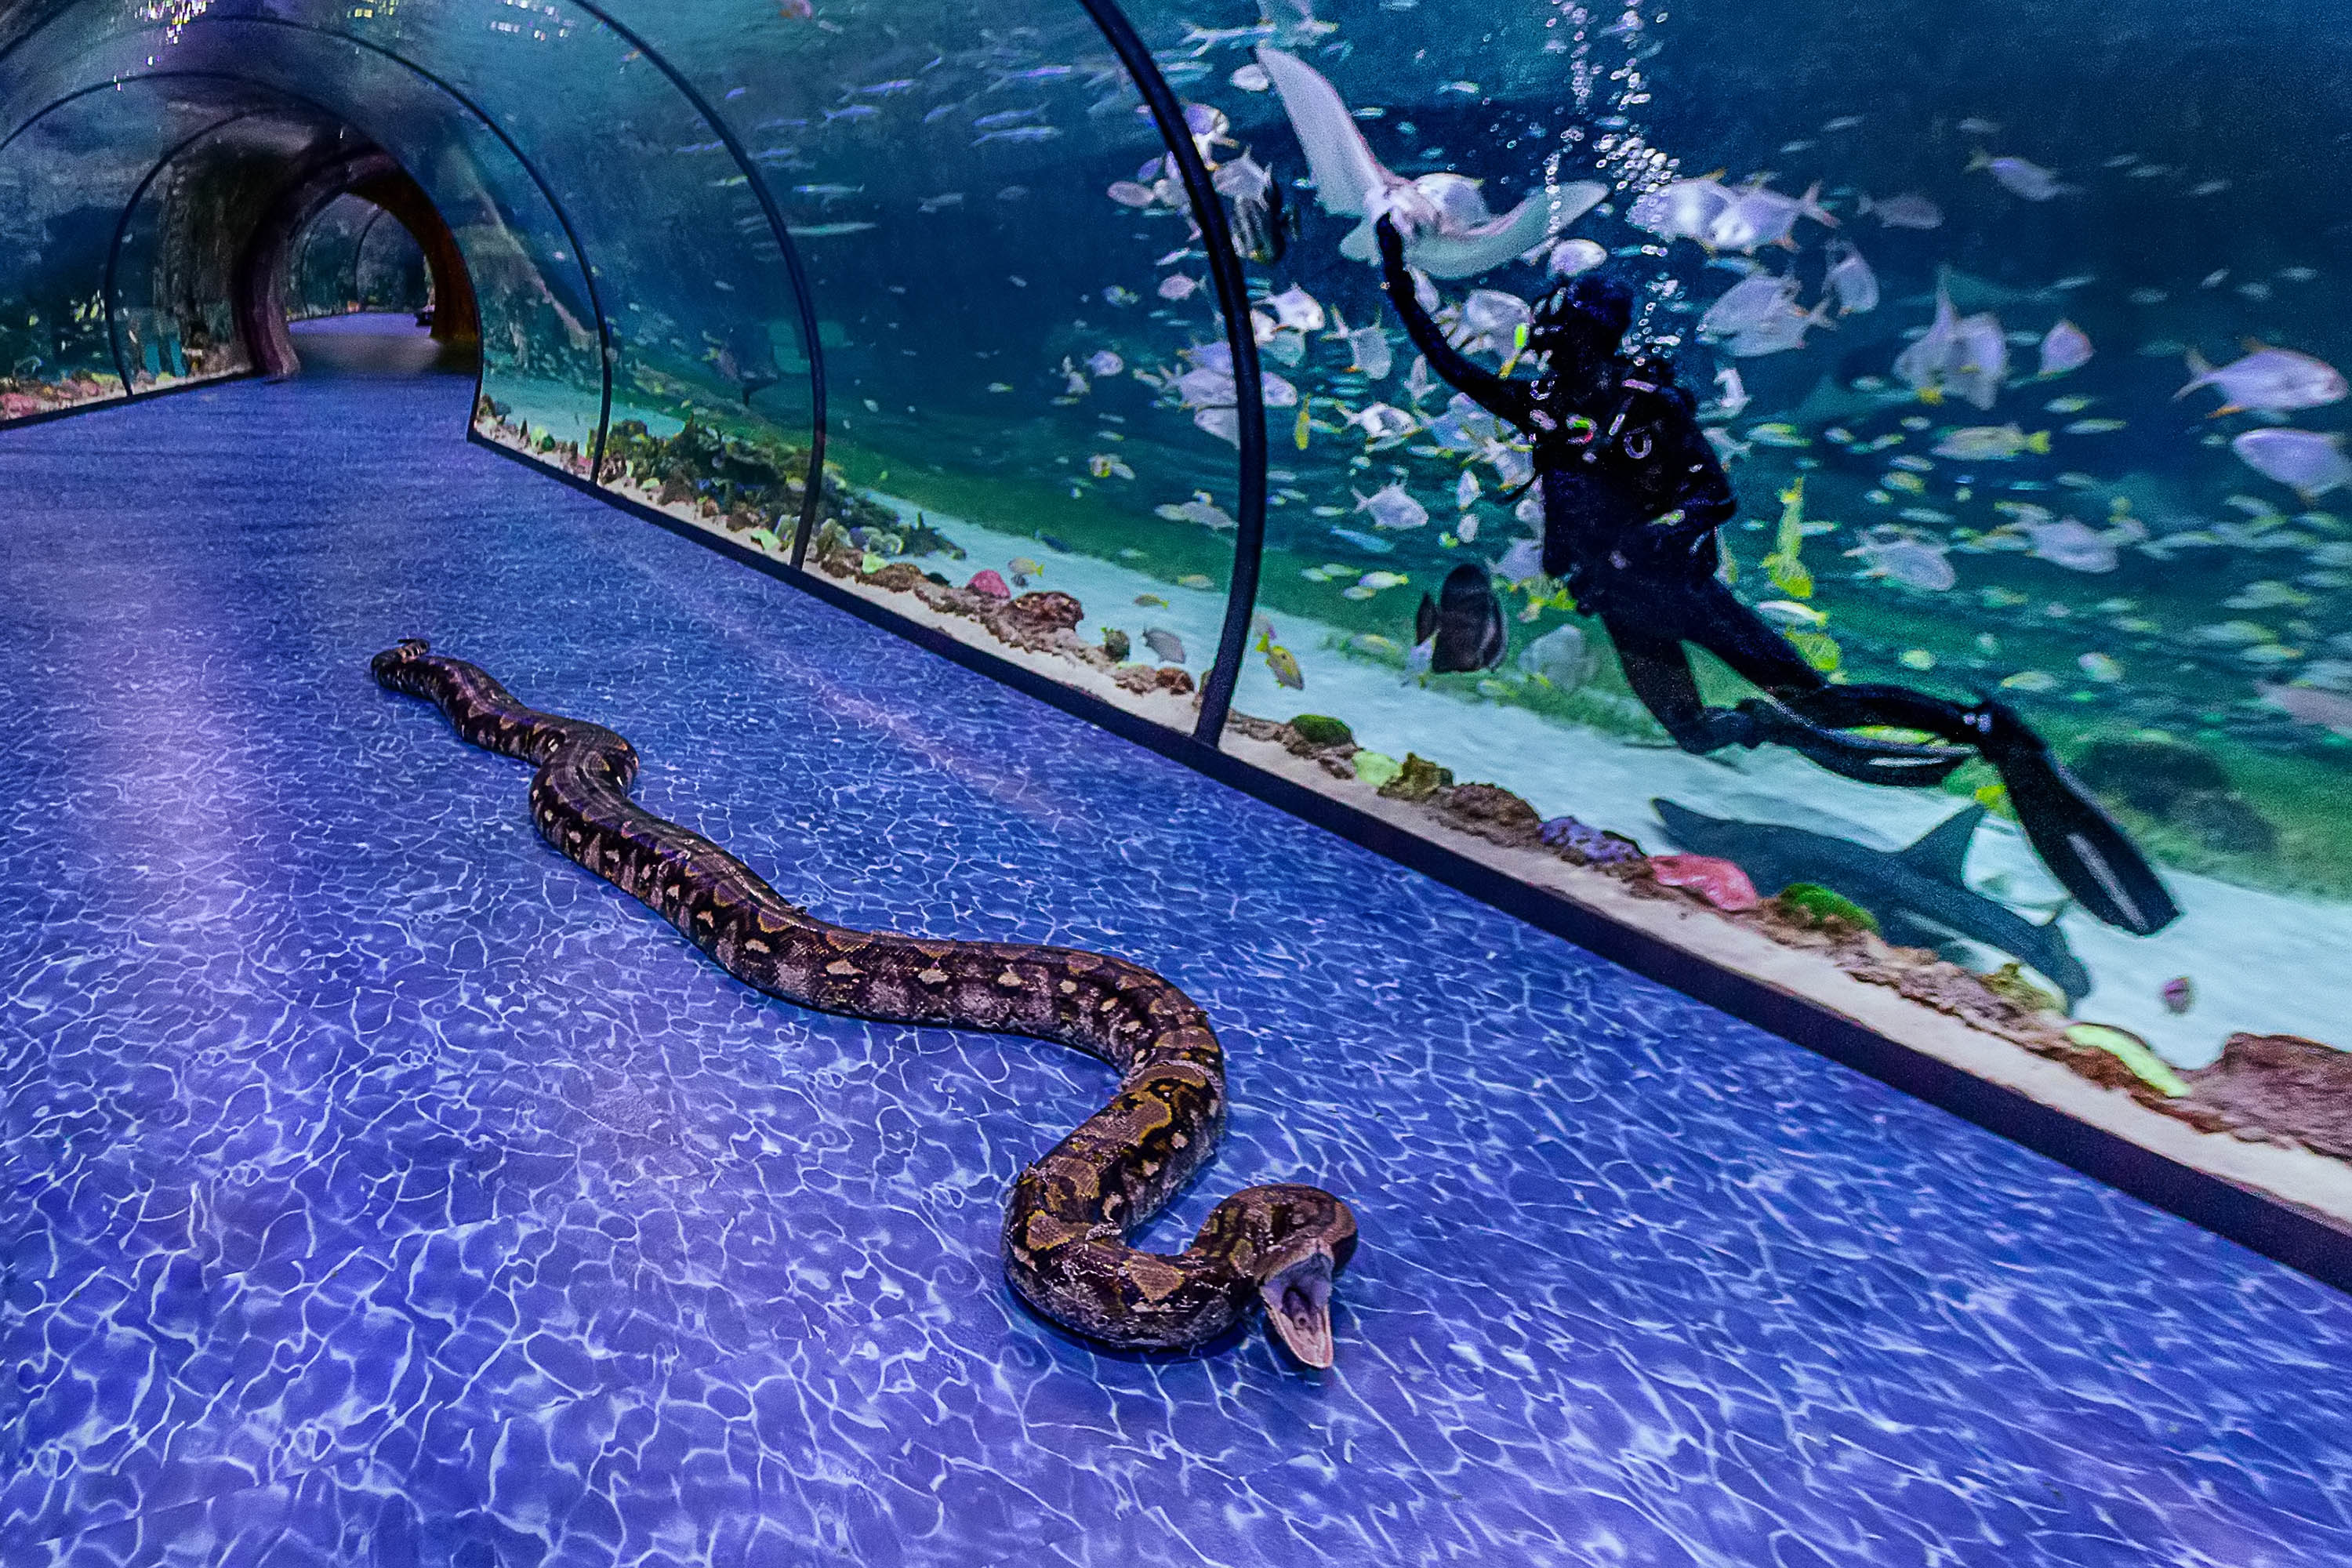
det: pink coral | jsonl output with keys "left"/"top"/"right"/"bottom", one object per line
{"left": 1648, "top": 853, "right": 1761, "bottom": 912}
{"left": 967, "top": 569, "right": 1012, "bottom": 600}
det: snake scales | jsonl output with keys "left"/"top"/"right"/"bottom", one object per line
{"left": 372, "top": 641, "right": 1356, "bottom": 1364}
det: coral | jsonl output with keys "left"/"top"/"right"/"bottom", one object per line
{"left": 1007, "top": 590, "right": 1083, "bottom": 633}
{"left": 1287, "top": 713, "right": 1355, "bottom": 750}
{"left": 1540, "top": 815, "right": 1644, "bottom": 866}
{"left": 2064, "top": 1024, "right": 2191, "bottom": 1098}
{"left": 1776, "top": 882, "right": 1881, "bottom": 935}
{"left": 2174, "top": 1034, "right": 2352, "bottom": 1160}
{"left": 1649, "top": 854, "right": 1762, "bottom": 913}
{"left": 1433, "top": 784, "right": 1545, "bottom": 849}
{"left": 1378, "top": 752, "right": 1454, "bottom": 803}
{"left": 1980, "top": 960, "right": 2063, "bottom": 1015}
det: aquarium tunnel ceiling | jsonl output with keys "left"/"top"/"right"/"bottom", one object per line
{"left": 0, "top": 0, "right": 1313, "bottom": 732}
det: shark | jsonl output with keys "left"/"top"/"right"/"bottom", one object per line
{"left": 1652, "top": 798, "right": 2091, "bottom": 1008}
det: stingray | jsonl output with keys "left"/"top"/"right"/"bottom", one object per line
{"left": 1255, "top": 46, "right": 1605, "bottom": 280}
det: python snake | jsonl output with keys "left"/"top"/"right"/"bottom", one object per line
{"left": 372, "top": 641, "right": 1356, "bottom": 1364}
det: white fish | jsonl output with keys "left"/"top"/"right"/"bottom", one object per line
{"left": 1706, "top": 180, "right": 1836, "bottom": 252}
{"left": 1517, "top": 623, "right": 1595, "bottom": 687}
{"left": 2020, "top": 517, "right": 2119, "bottom": 572}
{"left": 1086, "top": 350, "right": 1124, "bottom": 378}
{"left": 1155, "top": 493, "right": 1238, "bottom": 531}
{"left": 2233, "top": 429, "right": 2352, "bottom": 498}
{"left": 1969, "top": 151, "right": 2071, "bottom": 201}
{"left": 1158, "top": 274, "right": 1203, "bottom": 301}
{"left": 1894, "top": 285, "right": 1960, "bottom": 398}
{"left": 1728, "top": 303, "right": 1829, "bottom": 358}
{"left": 1858, "top": 191, "right": 1943, "bottom": 229}
{"left": 1106, "top": 181, "right": 1158, "bottom": 209}
{"left": 1231, "top": 63, "right": 1272, "bottom": 92}
{"left": 1265, "top": 285, "right": 1326, "bottom": 334}
{"left": 1896, "top": 285, "right": 2006, "bottom": 411}
{"left": 1496, "top": 537, "right": 1546, "bottom": 581}
{"left": 1348, "top": 326, "right": 1393, "bottom": 379}
{"left": 1194, "top": 407, "right": 1241, "bottom": 445}
{"left": 1403, "top": 356, "right": 1438, "bottom": 405}
{"left": 1823, "top": 239, "right": 1878, "bottom": 314}
{"left": 1354, "top": 481, "right": 1429, "bottom": 530}
{"left": 1547, "top": 238, "right": 1608, "bottom": 276}
{"left": 1933, "top": 423, "right": 2048, "bottom": 461}
{"left": 1346, "top": 402, "right": 1416, "bottom": 440}
{"left": 1455, "top": 470, "right": 1481, "bottom": 509}
{"left": 1849, "top": 527, "right": 1956, "bottom": 590}
{"left": 1458, "top": 289, "right": 1533, "bottom": 356}
{"left": 2176, "top": 345, "right": 2348, "bottom": 414}
{"left": 1174, "top": 365, "right": 1236, "bottom": 408}
{"left": 1630, "top": 176, "right": 1736, "bottom": 243}
{"left": 1255, "top": 47, "right": 1604, "bottom": 278}
{"left": 1700, "top": 272, "right": 1799, "bottom": 338}
{"left": 2259, "top": 681, "right": 2352, "bottom": 739}
{"left": 1709, "top": 366, "right": 1751, "bottom": 419}
{"left": 1260, "top": 372, "right": 1300, "bottom": 409}
{"left": 1951, "top": 312, "right": 2008, "bottom": 409}
{"left": 2038, "top": 320, "right": 2092, "bottom": 377}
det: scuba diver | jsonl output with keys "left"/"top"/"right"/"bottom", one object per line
{"left": 1373, "top": 215, "right": 2178, "bottom": 936}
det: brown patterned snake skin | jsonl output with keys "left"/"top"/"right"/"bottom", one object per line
{"left": 372, "top": 641, "right": 1357, "bottom": 1365}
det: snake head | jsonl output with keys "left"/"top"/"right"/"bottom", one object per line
{"left": 1258, "top": 1239, "right": 1338, "bottom": 1370}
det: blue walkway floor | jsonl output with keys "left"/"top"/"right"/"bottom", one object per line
{"left": 5, "top": 330, "right": 2350, "bottom": 1566}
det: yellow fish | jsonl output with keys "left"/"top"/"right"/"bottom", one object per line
{"left": 1265, "top": 643, "right": 1304, "bottom": 689}
{"left": 1134, "top": 593, "right": 1167, "bottom": 608}
{"left": 1294, "top": 404, "right": 1312, "bottom": 450}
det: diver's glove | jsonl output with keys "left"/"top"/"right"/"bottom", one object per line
{"left": 1733, "top": 698, "right": 1971, "bottom": 787}
{"left": 1961, "top": 699, "right": 2180, "bottom": 935}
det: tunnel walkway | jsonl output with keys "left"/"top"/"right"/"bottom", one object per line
{"left": 4, "top": 352, "right": 2350, "bottom": 1565}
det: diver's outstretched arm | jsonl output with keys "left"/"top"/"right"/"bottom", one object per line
{"left": 1375, "top": 216, "right": 1534, "bottom": 427}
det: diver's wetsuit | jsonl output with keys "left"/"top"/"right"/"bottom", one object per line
{"left": 1374, "top": 216, "right": 2177, "bottom": 936}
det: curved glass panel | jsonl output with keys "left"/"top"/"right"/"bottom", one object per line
{"left": 289, "top": 192, "right": 429, "bottom": 318}
{"left": 0, "top": 83, "right": 226, "bottom": 418}
{"left": 1152, "top": 0, "right": 2352, "bottom": 1081}
{"left": 233, "top": 0, "right": 818, "bottom": 544}
{"left": 288, "top": 191, "right": 379, "bottom": 318}
{"left": 621, "top": 0, "right": 1252, "bottom": 732}
{"left": 351, "top": 201, "right": 426, "bottom": 312}
{"left": 13, "top": 16, "right": 613, "bottom": 456}
{"left": 111, "top": 112, "right": 347, "bottom": 391}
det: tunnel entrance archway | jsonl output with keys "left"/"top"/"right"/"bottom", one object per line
{"left": 235, "top": 148, "right": 478, "bottom": 379}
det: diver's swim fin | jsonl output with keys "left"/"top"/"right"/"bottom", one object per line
{"left": 1736, "top": 699, "right": 1971, "bottom": 788}
{"left": 1967, "top": 699, "right": 2180, "bottom": 936}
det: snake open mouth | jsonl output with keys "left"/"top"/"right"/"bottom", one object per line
{"left": 1259, "top": 1243, "right": 1338, "bottom": 1368}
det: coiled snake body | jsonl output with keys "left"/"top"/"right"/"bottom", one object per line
{"left": 372, "top": 641, "right": 1356, "bottom": 1364}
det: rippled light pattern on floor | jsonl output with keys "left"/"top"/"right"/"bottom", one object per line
{"left": 5, "top": 343, "right": 2351, "bottom": 1566}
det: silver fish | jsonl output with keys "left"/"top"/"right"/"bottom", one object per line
{"left": 2176, "top": 345, "right": 2348, "bottom": 414}
{"left": 2232, "top": 429, "right": 2352, "bottom": 499}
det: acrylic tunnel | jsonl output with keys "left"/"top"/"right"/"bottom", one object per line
{"left": 5, "top": 1, "right": 2352, "bottom": 1561}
